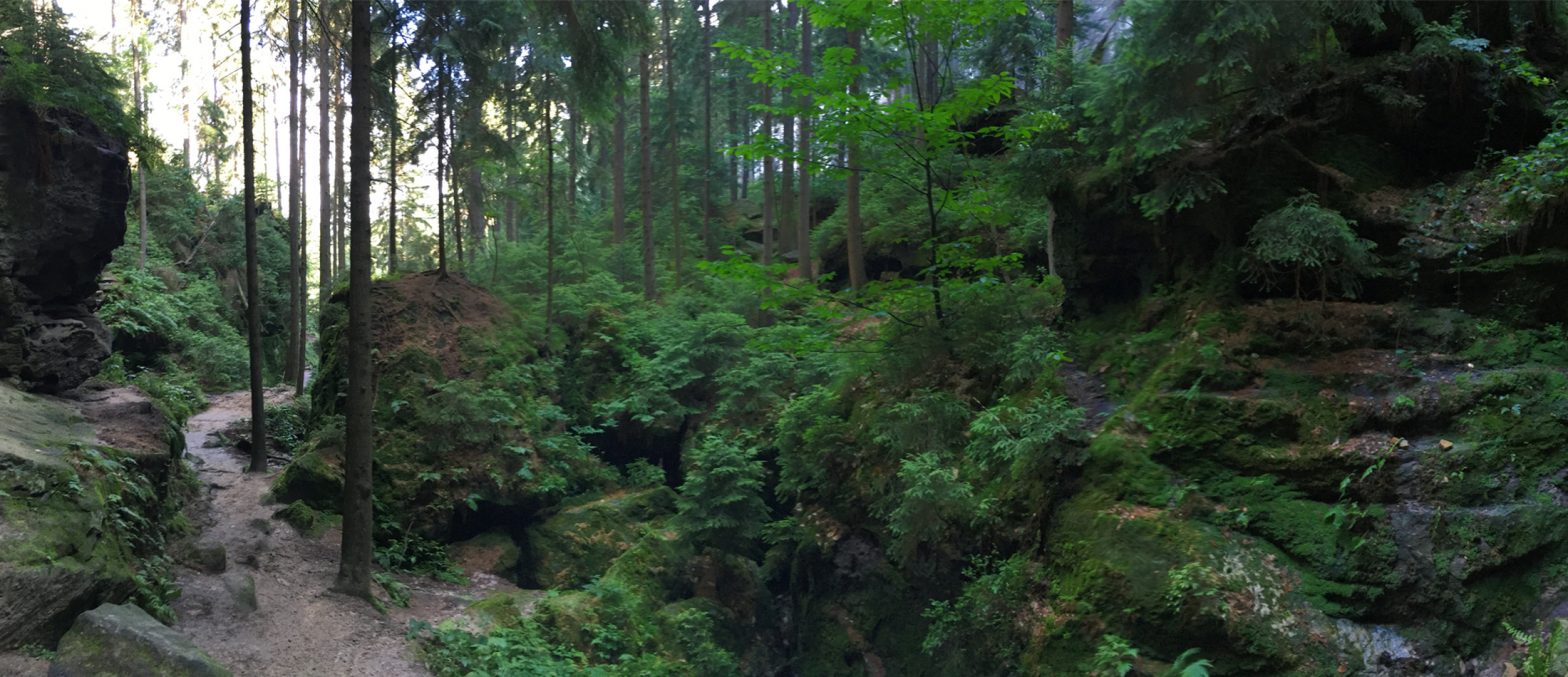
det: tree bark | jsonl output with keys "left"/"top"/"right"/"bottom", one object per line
{"left": 240, "top": 0, "right": 267, "bottom": 474}
{"left": 133, "top": 37, "right": 146, "bottom": 272}
{"left": 436, "top": 48, "right": 448, "bottom": 277}
{"left": 545, "top": 89, "right": 556, "bottom": 344}
{"left": 780, "top": 4, "right": 796, "bottom": 258}
{"left": 285, "top": 0, "right": 301, "bottom": 387}
{"left": 797, "top": 9, "right": 813, "bottom": 282}
{"left": 567, "top": 102, "right": 578, "bottom": 225}
{"left": 612, "top": 90, "right": 627, "bottom": 244}
{"left": 760, "top": 6, "right": 774, "bottom": 267}
{"left": 640, "top": 49, "right": 656, "bottom": 300}
{"left": 663, "top": 0, "right": 683, "bottom": 286}
{"left": 336, "top": 0, "right": 374, "bottom": 602}
{"left": 296, "top": 10, "right": 309, "bottom": 392}
{"left": 700, "top": 0, "right": 715, "bottom": 260}
{"left": 387, "top": 48, "right": 399, "bottom": 272}
{"left": 335, "top": 62, "right": 347, "bottom": 280}
{"left": 319, "top": 3, "right": 334, "bottom": 304}
{"left": 845, "top": 27, "right": 866, "bottom": 290}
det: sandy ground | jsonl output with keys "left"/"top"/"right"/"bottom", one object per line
{"left": 168, "top": 389, "right": 516, "bottom": 677}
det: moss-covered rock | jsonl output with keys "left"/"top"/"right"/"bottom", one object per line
{"left": 268, "top": 450, "right": 342, "bottom": 511}
{"left": 450, "top": 531, "right": 521, "bottom": 578}
{"left": 525, "top": 488, "right": 677, "bottom": 589}
{"left": 48, "top": 602, "right": 229, "bottom": 676}
{"left": 271, "top": 501, "right": 331, "bottom": 538}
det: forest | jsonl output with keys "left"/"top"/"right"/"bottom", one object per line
{"left": 2, "top": 0, "right": 1568, "bottom": 674}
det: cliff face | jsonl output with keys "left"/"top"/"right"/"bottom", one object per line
{"left": 0, "top": 102, "right": 130, "bottom": 393}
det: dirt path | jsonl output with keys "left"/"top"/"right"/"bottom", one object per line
{"left": 171, "top": 389, "right": 514, "bottom": 677}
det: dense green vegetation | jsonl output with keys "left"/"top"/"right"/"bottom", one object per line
{"left": 9, "top": 0, "right": 1568, "bottom": 674}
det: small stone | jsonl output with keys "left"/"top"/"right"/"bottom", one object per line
{"left": 1439, "top": 439, "right": 1454, "bottom": 451}
{"left": 223, "top": 574, "right": 257, "bottom": 614}
{"left": 1398, "top": 438, "right": 1411, "bottom": 449}
{"left": 174, "top": 542, "right": 227, "bottom": 574}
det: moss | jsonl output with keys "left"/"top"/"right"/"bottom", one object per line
{"left": 524, "top": 487, "right": 678, "bottom": 588}
{"left": 268, "top": 449, "right": 343, "bottom": 510}
{"left": 272, "top": 501, "right": 333, "bottom": 538}
{"left": 467, "top": 589, "right": 548, "bottom": 629}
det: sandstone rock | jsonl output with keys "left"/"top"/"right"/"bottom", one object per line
{"left": 173, "top": 542, "right": 226, "bottom": 575}
{"left": 222, "top": 575, "right": 256, "bottom": 614}
{"left": 0, "top": 102, "right": 129, "bottom": 393}
{"left": 1438, "top": 439, "right": 1454, "bottom": 451}
{"left": 451, "top": 531, "right": 522, "bottom": 577}
{"left": 47, "top": 603, "right": 229, "bottom": 677}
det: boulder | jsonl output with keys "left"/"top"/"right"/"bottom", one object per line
{"left": 451, "top": 531, "right": 521, "bottom": 578}
{"left": 222, "top": 574, "right": 256, "bottom": 614}
{"left": 47, "top": 603, "right": 229, "bottom": 677}
{"left": 0, "top": 101, "right": 129, "bottom": 393}
{"left": 525, "top": 487, "right": 676, "bottom": 588}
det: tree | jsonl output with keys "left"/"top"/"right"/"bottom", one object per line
{"left": 287, "top": 0, "right": 303, "bottom": 393}
{"left": 796, "top": 7, "right": 813, "bottom": 282}
{"left": 319, "top": 1, "right": 334, "bottom": 302}
{"left": 663, "top": 0, "right": 683, "bottom": 287}
{"left": 760, "top": 5, "right": 775, "bottom": 267}
{"left": 613, "top": 87, "right": 628, "bottom": 244}
{"left": 700, "top": 0, "right": 716, "bottom": 261}
{"left": 676, "top": 436, "right": 768, "bottom": 552}
{"left": 844, "top": 25, "right": 865, "bottom": 290}
{"left": 1242, "top": 195, "right": 1378, "bottom": 301}
{"left": 336, "top": 0, "right": 374, "bottom": 601}
{"left": 640, "top": 48, "right": 656, "bottom": 300}
{"left": 240, "top": 0, "right": 267, "bottom": 474}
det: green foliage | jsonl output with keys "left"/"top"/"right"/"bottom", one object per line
{"left": 622, "top": 459, "right": 666, "bottom": 489}
{"left": 1242, "top": 195, "right": 1378, "bottom": 300}
{"left": 0, "top": 1, "right": 135, "bottom": 141}
{"left": 1504, "top": 620, "right": 1566, "bottom": 677}
{"left": 922, "top": 554, "right": 1044, "bottom": 666}
{"left": 885, "top": 451, "right": 983, "bottom": 564}
{"left": 676, "top": 436, "right": 769, "bottom": 552}
{"left": 1495, "top": 102, "right": 1568, "bottom": 220}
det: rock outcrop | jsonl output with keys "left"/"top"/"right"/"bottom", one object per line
{"left": 48, "top": 603, "right": 230, "bottom": 677}
{"left": 0, "top": 101, "right": 129, "bottom": 393}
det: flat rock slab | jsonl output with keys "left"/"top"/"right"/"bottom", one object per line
{"left": 48, "top": 603, "right": 229, "bottom": 677}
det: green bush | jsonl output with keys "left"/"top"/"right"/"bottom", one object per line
{"left": 1243, "top": 195, "right": 1378, "bottom": 300}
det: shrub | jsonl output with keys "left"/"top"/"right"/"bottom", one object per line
{"left": 1243, "top": 194, "right": 1377, "bottom": 300}
{"left": 676, "top": 436, "right": 769, "bottom": 552}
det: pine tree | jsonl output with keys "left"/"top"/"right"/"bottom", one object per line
{"left": 336, "top": 0, "right": 374, "bottom": 601}
{"left": 240, "top": 0, "right": 267, "bottom": 473}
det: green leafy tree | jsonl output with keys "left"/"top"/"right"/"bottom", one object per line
{"left": 676, "top": 436, "right": 769, "bottom": 553}
{"left": 1242, "top": 194, "right": 1377, "bottom": 300}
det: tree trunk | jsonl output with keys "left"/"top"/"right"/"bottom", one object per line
{"left": 640, "top": 49, "right": 656, "bottom": 300}
{"left": 285, "top": 0, "right": 301, "bottom": 388}
{"left": 240, "top": 0, "right": 267, "bottom": 474}
{"left": 700, "top": 0, "right": 715, "bottom": 260}
{"left": 545, "top": 90, "right": 556, "bottom": 344}
{"left": 727, "top": 70, "right": 738, "bottom": 203}
{"left": 760, "top": 6, "right": 774, "bottom": 267}
{"left": 780, "top": 4, "right": 796, "bottom": 258}
{"left": 134, "top": 37, "right": 146, "bottom": 272}
{"left": 1055, "top": 0, "right": 1073, "bottom": 87}
{"left": 663, "top": 0, "right": 683, "bottom": 286}
{"left": 845, "top": 27, "right": 866, "bottom": 290}
{"left": 567, "top": 102, "right": 578, "bottom": 225}
{"left": 436, "top": 52, "right": 448, "bottom": 277}
{"left": 335, "top": 65, "right": 347, "bottom": 280}
{"left": 336, "top": 0, "right": 374, "bottom": 601}
{"left": 613, "top": 90, "right": 627, "bottom": 244}
{"left": 387, "top": 48, "right": 399, "bottom": 273}
{"left": 319, "top": 4, "right": 333, "bottom": 303}
{"left": 797, "top": 9, "right": 813, "bottom": 282}
{"left": 451, "top": 108, "right": 465, "bottom": 268}
{"left": 296, "top": 10, "right": 309, "bottom": 391}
